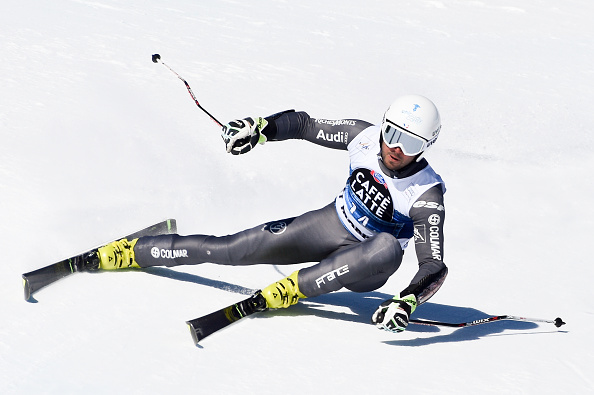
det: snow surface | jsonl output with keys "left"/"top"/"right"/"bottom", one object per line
{"left": 2, "top": 0, "right": 593, "bottom": 393}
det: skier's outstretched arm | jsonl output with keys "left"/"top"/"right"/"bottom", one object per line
{"left": 221, "top": 110, "right": 373, "bottom": 154}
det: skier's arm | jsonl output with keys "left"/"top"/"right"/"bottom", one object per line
{"left": 222, "top": 111, "right": 372, "bottom": 154}
{"left": 400, "top": 185, "right": 448, "bottom": 304}
{"left": 263, "top": 110, "right": 373, "bottom": 150}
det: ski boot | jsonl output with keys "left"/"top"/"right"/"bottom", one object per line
{"left": 96, "top": 238, "right": 140, "bottom": 270}
{"left": 240, "top": 292, "right": 269, "bottom": 315}
{"left": 260, "top": 270, "right": 306, "bottom": 309}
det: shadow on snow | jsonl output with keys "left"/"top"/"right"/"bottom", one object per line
{"left": 142, "top": 267, "right": 555, "bottom": 345}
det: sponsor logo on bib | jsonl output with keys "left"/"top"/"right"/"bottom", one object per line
{"left": 349, "top": 168, "right": 393, "bottom": 222}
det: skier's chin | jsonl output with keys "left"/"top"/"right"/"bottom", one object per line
{"left": 383, "top": 153, "right": 406, "bottom": 171}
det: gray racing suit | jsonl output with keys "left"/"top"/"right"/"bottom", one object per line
{"left": 134, "top": 111, "right": 448, "bottom": 304}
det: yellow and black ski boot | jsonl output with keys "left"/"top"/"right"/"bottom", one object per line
{"left": 260, "top": 270, "right": 306, "bottom": 309}
{"left": 97, "top": 238, "right": 140, "bottom": 270}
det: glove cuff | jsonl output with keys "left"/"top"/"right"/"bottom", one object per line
{"left": 256, "top": 117, "right": 268, "bottom": 145}
{"left": 395, "top": 294, "right": 417, "bottom": 314}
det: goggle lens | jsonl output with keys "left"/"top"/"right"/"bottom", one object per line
{"left": 382, "top": 122, "right": 426, "bottom": 156}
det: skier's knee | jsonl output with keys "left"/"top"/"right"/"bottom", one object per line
{"left": 365, "top": 232, "right": 402, "bottom": 268}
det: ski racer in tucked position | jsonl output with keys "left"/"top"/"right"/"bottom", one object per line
{"left": 98, "top": 94, "right": 448, "bottom": 333}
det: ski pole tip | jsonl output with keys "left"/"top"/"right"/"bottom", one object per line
{"left": 151, "top": 53, "right": 161, "bottom": 63}
{"left": 554, "top": 317, "right": 566, "bottom": 328}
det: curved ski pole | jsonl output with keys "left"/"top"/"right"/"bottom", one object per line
{"left": 152, "top": 54, "right": 223, "bottom": 127}
{"left": 410, "top": 315, "right": 566, "bottom": 328}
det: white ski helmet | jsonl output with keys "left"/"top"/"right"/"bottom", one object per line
{"left": 381, "top": 95, "right": 441, "bottom": 161}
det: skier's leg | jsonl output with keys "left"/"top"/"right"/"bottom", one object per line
{"left": 98, "top": 203, "right": 357, "bottom": 269}
{"left": 259, "top": 232, "right": 403, "bottom": 309}
{"left": 297, "top": 232, "right": 403, "bottom": 297}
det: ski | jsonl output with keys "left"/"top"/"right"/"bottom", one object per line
{"left": 22, "top": 219, "right": 177, "bottom": 301}
{"left": 186, "top": 292, "right": 267, "bottom": 345}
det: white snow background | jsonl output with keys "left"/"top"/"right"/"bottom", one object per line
{"left": 2, "top": 0, "right": 593, "bottom": 393}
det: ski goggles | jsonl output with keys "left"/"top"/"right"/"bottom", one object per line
{"left": 381, "top": 120, "right": 427, "bottom": 156}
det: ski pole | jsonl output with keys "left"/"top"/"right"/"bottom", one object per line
{"left": 151, "top": 53, "right": 223, "bottom": 127}
{"left": 410, "top": 315, "right": 565, "bottom": 328}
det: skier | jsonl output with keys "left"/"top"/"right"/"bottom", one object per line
{"left": 97, "top": 95, "right": 447, "bottom": 333}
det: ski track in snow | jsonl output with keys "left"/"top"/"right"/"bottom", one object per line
{"left": 1, "top": 0, "right": 593, "bottom": 393}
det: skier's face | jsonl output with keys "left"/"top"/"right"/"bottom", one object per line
{"left": 380, "top": 141, "right": 416, "bottom": 171}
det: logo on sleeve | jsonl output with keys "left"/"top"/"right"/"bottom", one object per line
{"left": 428, "top": 214, "right": 441, "bottom": 226}
{"left": 316, "top": 129, "right": 348, "bottom": 144}
{"left": 412, "top": 200, "right": 445, "bottom": 211}
{"left": 414, "top": 224, "right": 426, "bottom": 244}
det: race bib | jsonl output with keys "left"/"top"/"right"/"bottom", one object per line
{"left": 348, "top": 168, "right": 393, "bottom": 222}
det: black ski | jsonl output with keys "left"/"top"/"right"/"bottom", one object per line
{"left": 186, "top": 292, "right": 267, "bottom": 345}
{"left": 22, "top": 219, "right": 177, "bottom": 301}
